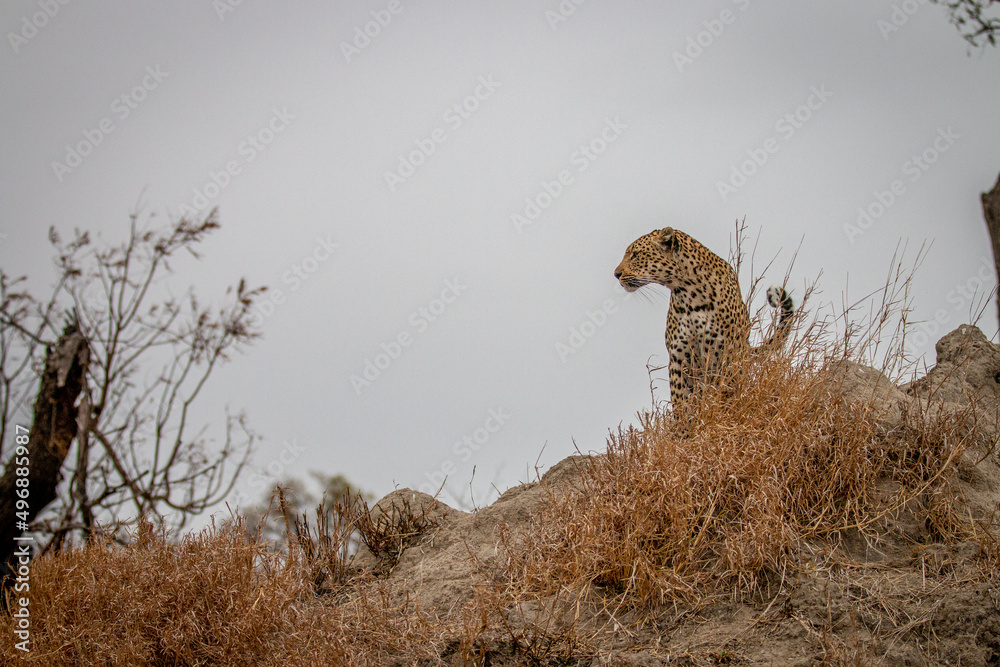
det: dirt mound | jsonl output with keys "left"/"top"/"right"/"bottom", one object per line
{"left": 905, "top": 324, "right": 1000, "bottom": 411}
{"left": 350, "top": 325, "right": 1000, "bottom": 665}
{"left": 351, "top": 455, "right": 589, "bottom": 613}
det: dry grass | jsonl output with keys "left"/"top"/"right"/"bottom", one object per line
{"left": 284, "top": 489, "right": 360, "bottom": 595}
{"left": 0, "top": 518, "right": 309, "bottom": 665}
{"left": 499, "top": 275, "right": 986, "bottom": 616}
{"left": 0, "top": 516, "right": 463, "bottom": 666}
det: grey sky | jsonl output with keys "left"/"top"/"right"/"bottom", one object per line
{"left": 2, "top": 1, "right": 998, "bottom": 515}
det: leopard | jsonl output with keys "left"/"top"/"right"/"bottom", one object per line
{"left": 614, "top": 227, "right": 794, "bottom": 405}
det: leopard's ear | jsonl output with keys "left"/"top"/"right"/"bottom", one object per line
{"left": 656, "top": 227, "right": 679, "bottom": 252}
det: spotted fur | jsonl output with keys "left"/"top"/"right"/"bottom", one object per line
{"left": 614, "top": 227, "right": 794, "bottom": 404}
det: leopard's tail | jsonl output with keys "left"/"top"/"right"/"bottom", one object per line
{"left": 754, "top": 285, "right": 794, "bottom": 354}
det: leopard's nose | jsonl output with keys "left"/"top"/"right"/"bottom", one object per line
{"left": 614, "top": 269, "right": 622, "bottom": 280}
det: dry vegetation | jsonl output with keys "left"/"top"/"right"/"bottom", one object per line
{"left": 3, "top": 259, "right": 1000, "bottom": 665}
{"left": 501, "top": 319, "right": 986, "bottom": 615}
{"left": 0, "top": 514, "right": 455, "bottom": 665}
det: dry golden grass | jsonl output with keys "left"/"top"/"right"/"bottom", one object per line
{"left": 498, "top": 296, "right": 985, "bottom": 616}
{"left": 0, "top": 514, "right": 464, "bottom": 665}
{"left": 0, "top": 519, "right": 309, "bottom": 665}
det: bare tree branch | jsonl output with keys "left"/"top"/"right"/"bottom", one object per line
{"left": 932, "top": 0, "right": 1000, "bottom": 47}
{"left": 1, "top": 206, "right": 263, "bottom": 547}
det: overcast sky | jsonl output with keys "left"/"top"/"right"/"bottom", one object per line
{"left": 2, "top": 1, "right": 999, "bottom": 516}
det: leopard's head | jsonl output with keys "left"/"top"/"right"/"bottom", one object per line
{"left": 614, "top": 227, "right": 694, "bottom": 292}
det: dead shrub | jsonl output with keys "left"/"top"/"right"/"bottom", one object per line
{"left": 284, "top": 489, "right": 362, "bottom": 596}
{"left": 354, "top": 493, "right": 440, "bottom": 568}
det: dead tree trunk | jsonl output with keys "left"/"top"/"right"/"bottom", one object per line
{"left": 0, "top": 323, "right": 88, "bottom": 574}
{"left": 983, "top": 172, "right": 1000, "bottom": 325}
